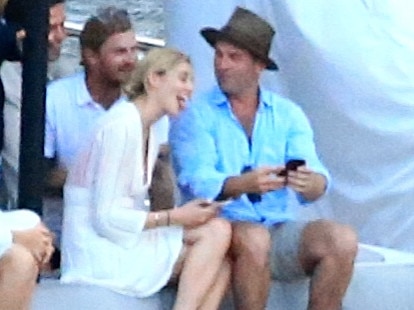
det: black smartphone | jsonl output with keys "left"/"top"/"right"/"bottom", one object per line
{"left": 278, "top": 159, "right": 306, "bottom": 176}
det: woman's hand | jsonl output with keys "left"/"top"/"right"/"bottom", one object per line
{"left": 12, "top": 223, "right": 55, "bottom": 266}
{"left": 170, "top": 199, "right": 222, "bottom": 228}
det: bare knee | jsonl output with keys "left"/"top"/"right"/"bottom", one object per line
{"left": 0, "top": 244, "right": 39, "bottom": 283}
{"left": 301, "top": 220, "right": 358, "bottom": 265}
{"left": 209, "top": 217, "right": 232, "bottom": 242}
{"left": 200, "top": 217, "right": 232, "bottom": 248}
{"left": 0, "top": 245, "right": 38, "bottom": 310}
{"left": 334, "top": 223, "right": 358, "bottom": 258}
{"left": 320, "top": 220, "right": 358, "bottom": 258}
{"left": 231, "top": 222, "right": 271, "bottom": 267}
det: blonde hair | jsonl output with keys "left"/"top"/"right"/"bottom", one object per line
{"left": 124, "top": 47, "right": 191, "bottom": 100}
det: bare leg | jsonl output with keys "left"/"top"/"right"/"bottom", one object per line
{"left": 173, "top": 218, "right": 231, "bottom": 310}
{"left": 199, "top": 258, "right": 231, "bottom": 310}
{"left": 299, "top": 220, "right": 358, "bottom": 310}
{"left": 0, "top": 244, "right": 39, "bottom": 310}
{"left": 231, "top": 222, "right": 271, "bottom": 310}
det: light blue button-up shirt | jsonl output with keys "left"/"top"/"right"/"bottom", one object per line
{"left": 170, "top": 86, "right": 330, "bottom": 226}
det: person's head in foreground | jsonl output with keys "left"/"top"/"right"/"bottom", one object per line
{"left": 4, "top": 0, "right": 66, "bottom": 61}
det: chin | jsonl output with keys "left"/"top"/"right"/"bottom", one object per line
{"left": 217, "top": 81, "right": 233, "bottom": 94}
{"left": 48, "top": 49, "right": 61, "bottom": 62}
{"left": 167, "top": 109, "right": 181, "bottom": 118}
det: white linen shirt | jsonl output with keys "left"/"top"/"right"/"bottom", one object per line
{"left": 44, "top": 71, "right": 126, "bottom": 170}
{"left": 61, "top": 101, "right": 181, "bottom": 297}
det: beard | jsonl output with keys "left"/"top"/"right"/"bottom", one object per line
{"left": 217, "top": 76, "right": 241, "bottom": 96}
{"left": 48, "top": 45, "right": 61, "bottom": 62}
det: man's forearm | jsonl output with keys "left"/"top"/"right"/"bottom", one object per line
{"left": 216, "top": 176, "right": 245, "bottom": 200}
{"left": 44, "top": 157, "right": 67, "bottom": 194}
{"left": 302, "top": 173, "right": 327, "bottom": 202}
{"left": 46, "top": 167, "right": 67, "bottom": 189}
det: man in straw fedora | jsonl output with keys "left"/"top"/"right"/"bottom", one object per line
{"left": 170, "top": 6, "right": 357, "bottom": 310}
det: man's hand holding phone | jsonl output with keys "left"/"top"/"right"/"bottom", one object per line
{"left": 282, "top": 159, "right": 316, "bottom": 194}
{"left": 219, "top": 165, "right": 290, "bottom": 201}
{"left": 240, "top": 166, "right": 286, "bottom": 195}
{"left": 278, "top": 159, "right": 306, "bottom": 177}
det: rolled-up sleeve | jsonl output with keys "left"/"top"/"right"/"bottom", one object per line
{"left": 285, "top": 104, "right": 331, "bottom": 202}
{"left": 0, "top": 222, "right": 12, "bottom": 258}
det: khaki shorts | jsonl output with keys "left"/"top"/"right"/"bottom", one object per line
{"left": 270, "top": 221, "right": 308, "bottom": 281}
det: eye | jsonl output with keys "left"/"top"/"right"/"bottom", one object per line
{"left": 229, "top": 52, "right": 242, "bottom": 61}
{"left": 178, "top": 71, "right": 189, "bottom": 82}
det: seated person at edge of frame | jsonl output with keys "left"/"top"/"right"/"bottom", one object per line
{"left": 0, "top": 0, "right": 25, "bottom": 141}
{"left": 169, "top": 7, "right": 358, "bottom": 310}
{"left": 60, "top": 48, "right": 231, "bottom": 310}
{"left": 0, "top": 209, "right": 54, "bottom": 310}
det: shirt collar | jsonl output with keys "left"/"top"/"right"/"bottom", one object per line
{"left": 75, "top": 71, "right": 94, "bottom": 107}
{"left": 75, "top": 71, "right": 125, "bottom": 108}
{"left": 211, "top": 85, "right": 272, "bottom": 110}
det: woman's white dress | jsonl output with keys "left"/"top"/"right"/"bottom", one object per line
{"left": 61, "top": 101, "right": 183, "bottom": 297}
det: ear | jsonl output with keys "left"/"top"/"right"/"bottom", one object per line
{"left": 82, "top": 48, "right": 100, "bottom": 67}
{"left": 254, "top": 59, "right": 266, "bottom": 74}
{"left": 147, "top": 70, "right": 164, "bottom": 90}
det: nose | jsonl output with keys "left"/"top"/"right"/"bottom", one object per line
{"left": 48, "top": 25, "right": 66, "bottom": 45}
{"left": 125, "top": 48, "right": 138, "bottom": 67}
{"left": 57, "top": 26, "right": 66, "bottom": 42}
{"left": 215, "top": 54, "right": 231, "bottom": 70}
{"left": 184, "top": 80, "right": 194, "bottom": 97}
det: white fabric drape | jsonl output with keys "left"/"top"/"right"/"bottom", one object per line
{"left": 164, "top": 0, "right": 414, "bottom": 252}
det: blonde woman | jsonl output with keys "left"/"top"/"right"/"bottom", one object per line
{"left": 61, "top": 48, "right": 231, "bottom": 310}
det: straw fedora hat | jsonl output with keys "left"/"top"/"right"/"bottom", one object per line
{"left": 200, "top": 6, "right": 278, "bottom": 70}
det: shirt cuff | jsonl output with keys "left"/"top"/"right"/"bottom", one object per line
{"left": 0, "top": 228, "right": 12, "bottom": 258}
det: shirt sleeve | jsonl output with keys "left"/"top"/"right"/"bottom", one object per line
{"left": 0, "top": 212, "right": 12, "bottom": 258}
{"left": 285, "top": 104, "right": 331, "bottom": 202}
{"left": 170, "top": 102, "right": 229, "bottom": 200}
{"left": 78, "top": 117, "right": 148, "bottom": 248}
{"left": 44, "top": 83, "right": 57, "bottom": 159}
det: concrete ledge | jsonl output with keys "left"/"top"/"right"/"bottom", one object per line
{"left": 32, "top": 281, "right": 175, "bottom": 310}
{"left": 31, "top": 245, "right": 414, "bottom": 310}
{"left": 31, "top": 279, "right": 308, "bottom": 310}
